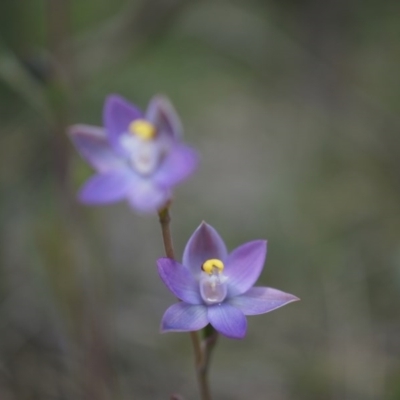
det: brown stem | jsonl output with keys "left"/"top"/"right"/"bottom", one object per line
{"left": 158, "top": 206, "right": 175, "bottom": 259}
{"left": 158, "top": 206, "right": 212, "bottom": 400}
{"left": 200, "top": 329, "right": 218, "bottom": 376}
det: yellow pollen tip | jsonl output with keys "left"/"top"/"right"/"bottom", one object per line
{"left": 202, "top": 259, "right": 224, "bottom": 274}
{"left": 129, "top": 119, "right": 156, "bottom": 140}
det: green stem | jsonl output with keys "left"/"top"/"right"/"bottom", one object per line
{"left": 158, "top": 206, "right": 212, "bottom": 400}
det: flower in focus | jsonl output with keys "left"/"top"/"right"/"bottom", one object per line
{"left": 68, "top": 95, "right": 199, "bottom": 213}
{"left": 158, "top": 222, "right": 299, "bottom": 339}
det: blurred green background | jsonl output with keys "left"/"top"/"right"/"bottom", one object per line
{"left": 1, "top": 0, "right": 400, "bottom": 399}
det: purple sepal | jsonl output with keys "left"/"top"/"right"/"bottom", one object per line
{"left": 145, "top": 95, "right": 182, "bottom": 139}
{"left": 161, "top": 303, "right": 208, "bottom": 332}
{"left": 229, "top": 287, "right": 300, "bottom": 315}
{"left": 207, "top": 304, "right": 247, "bottom": 339}
{"left": 78, "top": 170, "right": 132, "bottom": 204}
{"left": 225, "top": 240, "right": 267, "bottom": 297}
{"left": 153, "top": 144, "right": 199, "bottom": 188}
{"left": 183, "top": 222, "right": 228, "bottom": 278}
{"left": 68, "top": 124, "right": 126, "bottom": 173}
{"left": 103, "top": 94, "right": 143, "bottom": 153}
{"left": 157, "top": 258, "right": 203, "bottom": 304}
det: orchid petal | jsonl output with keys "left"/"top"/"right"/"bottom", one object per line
{"left": 157, "top": 258, "right": 202, "bottom": 305}
{"left": 153, "top": 144, "right": 199, "bottom": 188}
{"left": 207, "top": 304, "right": 247, "bottom": 339}
{"left": 225, "top": 240, "right": 267, "bottom": 297}
{"left": 161, "top": 303, "right": 208, "bottom": 333}
{"left": 103, "top": 94, "right": 143, "bottom": 152}
{"left": 145, "top": 95, "right": 182, "bottom": 139}
{"left": 68, "top": 124, "right": 126, "bottom": 173}
{"left": 183, "top": 222, "right": 228, "bottom": 278}
{"left": 78, "top": 171, "right": 132, "bottom": 204}
{"left": 229, "top": 287, "right": 299, "bottom": 315}
{"left": 127, "top": 179, "right": 171, "bottom": 213}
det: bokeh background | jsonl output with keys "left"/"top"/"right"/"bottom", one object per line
{"left": 1, "top": 0, "right": 400, "bottom": 399}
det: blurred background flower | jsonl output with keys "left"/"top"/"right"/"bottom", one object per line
{"left": 0, "top": 0, "right": 400, "bottom": 399}
{"left": 69, "top": 95, "right": 199, "bottom": 213}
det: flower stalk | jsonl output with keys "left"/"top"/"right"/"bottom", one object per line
{"left": 158, "top": 206, "right": 212, "bottom": 400}
{"left": 158, "top": 205, "right": 175, "bottom": 259}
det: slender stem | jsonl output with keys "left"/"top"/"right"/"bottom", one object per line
{"left": 158, "top": 207, "right": 212, "bottom": 400}
{"left": 190, "top": 331, "right": 211, "bottom": 400}
{"left": 200, "top": 327, "right": 218, "bottom": 377}
{"left": 158, "top": 206, "right": 175, "bottom": 259}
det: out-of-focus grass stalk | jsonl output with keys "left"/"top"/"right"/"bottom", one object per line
{"left": 45, "top": 0, "right": 73, "bottom": 206}
{"left": 45, "top": 1, "right": 115, "bottom": 400}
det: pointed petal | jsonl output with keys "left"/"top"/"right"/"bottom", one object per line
{"left": 183, "top": 222, "right": 228, "bottom": 278}
{"left": 78, "top": 171, "right": 132, "bottom": 204}
{"left": 127, "top": 179, "right": 171, "bottom": 213}
{"left": 68, "top": 124, "right": 126, "bottom": 173}
{"left": 161, "top": 303, "right": 208, "bottom": 333}
{"left": 145, "top": 95, "right": 182, "bottom": 139}
{"left": 229, "top": 287, "right": 299, "bottom": 315}
{"left": 225, "top": 240, "right": 267, "bottom": 297}
{"left": 207, "top": 304, "right": 247, "bottom": 339}
{"left": 153, "top": 144, "right": 199, "bottom": 188}
{"left": 157, "top": 258, "right": 202, "bottom": 305}
{"left": 103, "top": 94, "right": 143, "bottom": 151}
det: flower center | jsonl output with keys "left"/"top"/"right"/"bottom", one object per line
{"left": 129, "top": 119, "right": 156, "bottom": 141}
{"left": 199, "top": 259, "right": 227, "bottom": 305}
{"left": 120, "top": 119, "right": 164, "bottom": 176}
{"left": 202, "top": 259, "right": 224, "bottom": 274}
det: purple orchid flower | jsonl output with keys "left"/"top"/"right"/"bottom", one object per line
{"left": 158, "top": 222, "right": 299, "bottom": 339}
{"left": 68, "top": 95, "right": 199, "bottom": 213}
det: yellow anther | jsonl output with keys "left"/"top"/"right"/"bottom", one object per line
{"left": 129, "top": 119, "right": 156, "bottom": 140}
{"left": 202, "top": 259, "right": 224, "bottom": 274}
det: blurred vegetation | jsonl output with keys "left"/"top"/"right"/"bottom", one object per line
{"left": 1, "top": 0, "right": 400, "bottom": 399}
